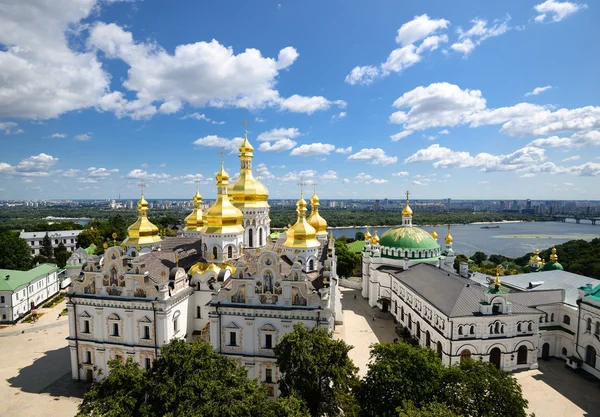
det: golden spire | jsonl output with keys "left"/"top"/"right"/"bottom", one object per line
{"left": 402, "top": 190, "right": 413, "bottom": 217}
{"left": 550, "top": 247, "right": 558, "bottom": 262}
{"left": 364, "top": 227, "right": 372, "bottom": 241}
{"left": 307, "top": 181, "right": 328, "bottom": 237}
{"left": 124, "top": 180, "right": 161, "bottom": 246}
{"left": 284, "top": 180, "right": 319, "bottom": 249}
{"left": 184, "top": 178, "right": 204, "bottom": 231}
{"left": 494, "top": 266, "right": 501, "bottom": 288}
{"left": 445, "top": 224, "right": 453, "bottom": 244}
{"left": 201, "top": 161, "right": 244, "bottom": 234}
{"left": 431, "top": 224, "right": 438, "bottom": 240}
{"left": 532, "top": 248, "right": 542, "bottom": 263}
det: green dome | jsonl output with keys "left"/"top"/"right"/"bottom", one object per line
{"left": 540, "top": 261, "right": 563, "bottom": 272}
{"left": 379, "top": 227, "right": 441, "bottom": 251}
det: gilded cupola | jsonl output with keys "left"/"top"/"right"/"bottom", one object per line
{"left": 124, "top": 190, "right": 161, "bottom": 246}
{"left": 307, "top": 185, "right": 328, "bottom": 238}
{"left": 364, "top": 227, "right": 372, "bottom": 241}
{"left": 371, "top": 229, "right": 380, "bottom": 245}
{"left": 431, "top": 224, "right": 438, "bottom": 240}
{"left": 284, "top": 192, "right": 320, "bottom": 249}
{"left": 184, "top": 187, "right": 204, "bottom": 232}
{"left": 201, "top": 163, "right": 244, "bottom": 235}
{"left": 228, "top": 130, "right": 269, "bottom": 209}
{"left": 445, "top": 224, "right": 453, "bottom": 245}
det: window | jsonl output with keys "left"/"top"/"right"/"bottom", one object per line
{"left": 86, "top": 351, "right": 92, "bottom": 364}
{"left": 517, "top": 323, "right": 521, "bottom": 332}
{"left": 587, "top": 318, "right": 592, "bottom": 332}
{"left": 470, "top": 325, "right": 475, "bottom": 335}
{"left": 265, "top": 368, "right": 273, "bottom": 383}
{"left": 229, "top": 331, "right": 237, "bottom": 346}
{"left": 460, "top": 349, "right": 471, "bottom": 362}
{"left": 563, "top": 315, "right": 571, "bottom": 325}
{"left": 112, "top": 323, "right": 119, "bottom": 337}
{"left": 265, "top": 334, "right": 273, "bottom": 349}
{"left": 173, "top": 317, "right": 178, "bottom": 333}
{"left": 197, "top": 306, "right": 202, "bottom": 319}
{"left": 596, "top": 323, "right": 600, "bottom": 336}
{"left": 259, "top": 229, "right": 263, "bottom": 246}
{"left": 458, "top": 326, "right": 463, "bottom": 335}
{"left": 2, "top": 314, "right": 5, "bottom": 320}
{"left": 212, "top": 247, "right": 218, "bottom": 259}
{"left": 528, "top": 322, "right": 532, "bottom": 332}
{"left": 562, "top": 347, "right": 568, "bottom": 356}
{"left": 0, "top": 296, "right": 4, "bottom": 303}
{"left": 83, "top": 320, "right": 90, "bottom": 334}
{"left": 585, "top": 345, "right": 597, "bottom": 368}
{"left": 227, "top": 246, "right": 233, "bottom": 259}
{"left": 145, "top": 358, "right": 152, "bottom": 369}
{"left": 143, "top": 325, "right": 150, "bottom": 340}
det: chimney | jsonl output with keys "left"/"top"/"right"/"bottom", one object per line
{"left": 459, "top": 262, "right": 468, "bottom": 278}
{"left": 403, "top": 258, "right": 409, "bottom": 271}
{"left": 5, "top": 275, "right": 9, "bottom": 280}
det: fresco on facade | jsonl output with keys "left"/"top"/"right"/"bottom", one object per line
{"left": 292, "top": 286, "right": 307, "bottom": 306}
{"left": 231, "top": 285, "right": 246, "bottom": 303}
{"left": 263, "top": 271, "right": 273, "bottom": 293}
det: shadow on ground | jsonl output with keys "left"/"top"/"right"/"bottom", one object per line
{"left": 533, "top": 360, "right": 600, "bottom": 417}
{"left": 340, "top": 288, "right": 396, "bottom": 343}
{"left": 7, "top": 346, "right": 88, "bottom": 399}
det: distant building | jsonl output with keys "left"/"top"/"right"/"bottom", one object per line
{"left": 0, "top": 264, "right": 60, "bottom": 323}
{"left": 19, "top": 230, "right": 82, "bottom": 255}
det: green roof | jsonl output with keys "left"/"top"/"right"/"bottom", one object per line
{"left": 346, "top": 240, "right": 365, "bottom": 253}
{"left": 540, "top": 261, "right": 564, "bottom": 272}
{"left": 0, "top": 264, "right": 59, "bottom": 292}
{"left": 269, "top": 232, "right": 282, "bottom": 240}
{"left": 84, "top": 244, "right": 96, "bottom": 255}
{"left": 379, "top": 226, "right": 441, "bottom": 251}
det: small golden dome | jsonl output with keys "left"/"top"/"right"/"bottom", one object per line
{"left": 431, "top": 225, "right": 438, "bottom": 240}
{"left": 371, "top": 230, "right": 380, "bottom": 245}
{"left": 445, "top": 225, "right": 453, "bottom": 245}
{"left": 184, "top": 188, "right": 204, "bottom": 231}
{"left": 228, "top": 132, "right": 269, "bottom": 209}
{"left": 531, "top": 248, "right": 542, "bottom": 263}
{"left": 307, "top": 190, "right": 328, "bottom": 236}
{"left": 124, "top": 192, "right": 161, "bottom": 246}
{"left": 550, "top": 247, "right": 558, "bottom": 262}
{"left": 284, "top": 193, "right": 320, "bottom": 249}
{"left": 364, "top": 228, "right": 372, "bottom": 241}
{"left": 201, "top": 163, "right": 244, "bottom": 235}
{"left": 402, "top": 204, "right": 413, "bottom": 217}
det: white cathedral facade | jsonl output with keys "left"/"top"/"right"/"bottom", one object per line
{"left": 67, "top": 131, "right": 341, "bottom": 396}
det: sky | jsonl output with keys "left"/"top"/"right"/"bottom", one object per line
{"left": 0, "top": 0, "right": 599, "bottom": 201}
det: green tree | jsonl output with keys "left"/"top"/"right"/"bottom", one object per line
{"left": 355, "top": 232, "right": 365, "bottom": 241}
{"left": 275, "top": 323, "right": 360, "bottom": 417}
{"left": 40, "top": 233, "right": 54, "bottom": 258}
{"left": 488, "top": 254, "right": 508, "bottom": 265}
{"left": 54, "top": 241, "right": 67, "bottom": 257}
{"left": 76, "top": 229, "right": 104, "bottom": 250}
{"left": 398, "top": 401, "right": 462, "bottom": 417}
{"left": 335, "top": 240, "right": 361, "bottom": 278}
{"left": 470, "top": 251, "right": 488, "bottom": 265}
{"left": 444, "top": 359, "right": 528, "bottom": 417}
{"left": 0, "top": 231, "right": 32, "bottom": 270}
{"left": 453, "top": 254, "right": 469, "bottom": 273}
{"left": 358, "top": 343, "right": 445, "bottom": 417}
{"left": 78, "top": 339, "right": 308, "bottom": 417}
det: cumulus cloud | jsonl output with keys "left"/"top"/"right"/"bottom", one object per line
{"left": 193, "top": 135, "right": 244, "bottom": 152}
{"left": 259, "top": 139, "right": 297, "bottom": 152}
{"left": 347, "top": 148, "right": 398, "bottom": 165}
{"left": 0, "top": 153, "right": 59, "bottom": 177}
{"left": 87, "top": 167, "right": 119, "bottom": 177}
{"left": 332, "top": 111, "right": 346, "bottom": 120}
{"left": 335, "top": 146, "right": 353, "bottom": 154}
{"left": 62, "top": 169, "right": 81, "bottom": 177}
{"left": 392, "top": 171, "right": 409, "bottom": 177}
{"left": 561, "top": 155, "right": 581, "bottom": 162}
{"left": 345, "top": 14, "right": 449, "bottom": 85}
{"left": 355, "top": 172, "right": 388, "bottom": 184}
{"left": 257, "top": 127, "right": 300, "bottom": 142}
{"left": 278, "top": 95, "right": 346, "bottom": 114}
{"left": 279, "top": 170, "right": 317, "bottom": 182}
{"left": 290, "top": 143, "right": 336, "bottom": 156}
{"left": 451, "top": 16, "right": 511, "bottom": 56}
{"left": 525, "top": 86, "right": 552, "bottom": 96}
{"left": 173, "top": 174, "right": 207, "bottom": 185}
{"left": 181, "top": 113, "right": 225, "bottom": 124}
{"left": 49, "top": 133, "right": 67, "bottom": 138}
{"left": 125, "top": 169, "right": 171, "bottom": 181}
{"left": 529, "top": 131, "right": 600, "bottom": 148}
{"left": 321, "top": 170, "right": 338, "bottom": 181}
{"left": 75, "top": 133, "right": 92, "bottom": 141}
{"left": 533, "top": 0, "right": 587, "bottom": 23}
{"left": 391, "top": 130, "right": 413, "bottom": 141}
{"left": 255, "top": 163, "right": 275, "bottom": 180}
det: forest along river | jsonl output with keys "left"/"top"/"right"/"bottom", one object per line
{"left": 331, "top": 221, "right": 600, "bottom": 258}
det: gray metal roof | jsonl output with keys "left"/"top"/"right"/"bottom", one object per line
{"left": 387, "top": 263, "right": 540, "bottom": 318}
{"left": 508, "top": 289, "right": 565, "bottom": 307}
{"left": 20, "top": 230, "right": 82, "bottom": 239}
{"left": 500, "top": 270, "right": 600, "bottom": 307}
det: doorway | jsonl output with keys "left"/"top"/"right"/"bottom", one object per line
{"left": 517, "top": 345, "right": 528, "bottom": 365}
{"left": 86, "top": 369, "right": 93, "bottom": 382}
{"left": 542, "top": 343, "right": 550, "bottom": 360}
{"left": 489, "top": 347, "right": 501, "bottom": 369}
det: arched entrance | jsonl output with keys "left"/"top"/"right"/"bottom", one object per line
{"left": 460, "top": 349, "right": 471, "bottom": 362}
{"left": 489, "top": 347, "right": 501, "bottom": 369}
{"left": 542, "top": 343, "right": 550, "bottom": 360}
{"left": 517, "top": 345, "right": 528, "bottom": 365}
{"left": 381, "top": 299, "right": 390, "bottom": 313}
{"left": 585, "top": 345, "right": 597, "bottom": 368}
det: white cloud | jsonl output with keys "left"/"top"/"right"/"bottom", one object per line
{"left": 181, "top": 113, "right": 225, "bottom": 124}
{"left": 49, "top": 133, "right": 67, "bottom": 138}
{"left": 355, "top": 172, "right": 388, "bottom": 184}
{"left": 391, "top": 130, "right": 413, "bottom": 142}
{"left": 62, "top": 169, "right": 81, "bottom": 177}
{"left": 255, "top": 117, "right": 266, "bottom": 123}
{"left": 392, "top": 171, "right": 409, "bottom": 177}
{"left": 0, "top": 153, "right": 59, "bottom": 177}
{"left": 278, "top": 95, "right": 346, "bottom": 114}
{"left": 335, "top": 146, "right": 353, "bottom": 154}
{"left": 257, "top": 127, "right": 300, "bottom": 142}
{"left": 562, "top": 155, "right": 581, "bottom": 162}
{"left": 125, "top": 169, "right": 171, "bottom": 181}
{"left": 159, "top": 163, "right": 166, "bottom": 168}
{"left": 525, "top": 86, "right": 552, "bottom": 96}
{"left": 332, "top": 111, "right": 346, "bottom": 120}
{"left": 193, "top": 135, "right": 244, "bottom": 152}
{"left": 477, "top": 180, "right": 489, "bottom": 184}
{"left": 290, "top": 143, "right": 336, "bottom": 156}
{"left": 412, "top": 180, "right": 427, "bottom": 186}
{"left": 342, "top": 178, "right": 349, "bottom": 184}
{"left": 347, "top": 148, "right": 398, "bottom": 165}
{"left": 256, "top": 163, "right": 275, "bottom": 180}
{"left": 75, "top": 133, "right": 92, "bottom": 141}
{"left": 438, "top": 129, "right": 450, "bottom": 135}
{"left": 87, "top": 167, "right": 119, "bottom": 177}
{"left": 566, "top": 162, "right": 600, "bottom": 176}
{"left": 345, "top": 14, "right": 449, "bottom": 85}
{"left": 0, "top": 122, "right": 18, "bottom": 134}
{"left": 0, "top": 0, "right": 110, "bottom": 120}
{"left": 530, "top": 131, "right": 600, "bottom": 148}
{"left": 321, "top": 170, "right": 338, "bottom": 181}
{"left": 534, "top": 0, "right": 587, "bottom": 23}
{"left": 259, "top": 139, "right": 297, "bottom": 152}
{"left": 77, "top": 177, "right": 98, "bottom": 184}
{"left": 520, "top": 173, "right": 536, "bottom": 178}
{"left": 451, "top": 16, "right": 511, "bottom": 56}
{"left": 173, "top": 174, "right": 206, "bottom": 185}
{"left": 279, "top": 170, "right": 317, "bottom": 182}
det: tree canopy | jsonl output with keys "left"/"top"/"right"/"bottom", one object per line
{"left": 335, "top": 239, "right": 361, "bottom": 278}
{"left": 275, "top": 323, "right": 360, "bottom": 417}
{"left": 0, "top": 230, "right": 32, "bottom": 270}
{"left": 78, "top": 339, "right": 309, "bottom": 417}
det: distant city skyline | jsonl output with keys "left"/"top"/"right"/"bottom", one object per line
{"left": 0, "top": 1, "right": 598, "bottom": 200}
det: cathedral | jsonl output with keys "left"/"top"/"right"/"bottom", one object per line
{"left": 66, "top": 129, "right": 341, "bottom": 396}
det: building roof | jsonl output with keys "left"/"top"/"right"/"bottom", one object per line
{"left": 140, "top": 237, "right": 202, "bottom": 284}
{"left": 0, "top": 264, "right": 59, "bottom": 292}
{"left": 346, "top": 240, "right": 365, "bottom": 253}
{"left": 382, "top": 263, "right": 540, "bottom": 317}
{"left": 500, "top": 270, "right": 600, "bottom": 306}
{"left": 379, "top": 226, "right": 441, "bottom": 251}
{"left": 508, "top": 289, "right": 565, "bottom": 307}
{"left": 19, "top": 230, "right": 82, "bottom": 239}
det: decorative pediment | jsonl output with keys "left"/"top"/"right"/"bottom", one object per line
{"left": 138, "top": 316, "right": 152, "bottom": 323}
{"left": 261, "top": 324, "right": 276, "bottom": 332}
{"left": 108, "top": 313, "right": 121, "bottom": 320}
{"left": 79, "top": 311, "right": 92, "bottom": 318}
{"left": 225, "top": 322, "right": 241, "bottom": 329}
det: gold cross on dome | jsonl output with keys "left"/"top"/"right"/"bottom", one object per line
{"left": 217, "top": 148, "right": 227, "bottom": 163}
{"left": 242, "top": 117, "right": 250, "bottom": 133}
{"left": 312, "top": 180, "right": 318, "bottom": 193}
{"left": 194, "top": 176, "right": 201, "bottom": 189}
{"left": 405, "top": 190, "right": 410, "bottom": 200}
{"left": 297, "top": 177, "right": 306, "bottom": 194}
{"left": 138, "top": 179, "right": 147, "bottom": 195}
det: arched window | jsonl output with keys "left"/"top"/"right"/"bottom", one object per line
{"left": 596, "top": 322, "right": 600, "bottom": 336}
{"left": 587, "top": 318, "right": 592, "bottom": 332}
{"left": 259, "top": 228, "right": 263, "bottom": 246}
{"left": 437, "top": 341, "right": 443, "bottom": 359}
{"left": 562, "top": 347, "right": 568, "bottom": 356}
{"left": 470, "top": 325, "right": 475, "bottom": 335}
{"left": 460, "top": 349, "right": 471, "bottom": 362}
{"left": 248, "top": 229, "right": 253, "bottom": 248}
{"left": 131, "top": 251, "right": 136, "bottom": 257}
{"left": 517, "top": 345, "right": 528, "bottom": 365}
{"left": 550, "top": 313, "right": 554, "bottom": 322}
{"left": 308, "top": 259, "right": 314, "bottom": 271}
{"left": 494, "top": 322, "right": 500, "bottom": 334}
{"left": 227, "top": 246, "right": 233, "bottom": 259}
{"left": 539, "top": 316, "right": 544, "bottom": 323}
{"left": 517, "top": 323, "right": 522, "bottom": 332}
{"left": 528, "top": 322, "right": 533, "bottom": 332}
{"left": 585, "top": 345, "right": 597, "bottom": 368}
{"left": 563, "top": 315, "right": 571, "bottom": 325}
{"left": 203, "top": 244, "right": 207, "bottom": 256}
{"left": 458, "top": 326, "right": 463, "bottom": 335}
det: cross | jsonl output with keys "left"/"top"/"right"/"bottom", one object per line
{"left": 138, "top": 179, "right": 146, "bottom": 195}
{"left": 194, "top": 176, "right": 201, "bottom": 190}
{"left": 217, "top": 147, "right": 227, "bottom": 164}
{"left": 297, "top": 177, "right": 306, "bottom": 194}
{"left": 312, "top": 180, "right": 318, "bottom": 193}
{"left": 242, "top": 117, "right": 250, "bottom": 133}
{"left": 405, "top": 190, "right": 410, "bottom": 200}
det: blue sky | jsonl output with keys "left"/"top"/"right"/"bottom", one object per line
{"left": 0, "top": 0, "right": 598, "bottom": 201}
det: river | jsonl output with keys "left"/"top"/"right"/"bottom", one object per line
{"left": 331, "top": 221, "right": 600, "bottom": 258}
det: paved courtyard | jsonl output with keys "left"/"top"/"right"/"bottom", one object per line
{"left": 0, "top": 301, "right": 85, "bottom": 417}
{"left": 336, "top": 287, "right": 600, "bottom": 417}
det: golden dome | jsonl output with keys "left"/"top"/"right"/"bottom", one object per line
{"left": 402, "top": 204, "right": 413, "bottom": 217}
{"left": 201, "top": 163, "right": 244, "bottom": 235}
{"left": 431, "top": 225, "right": 438, "bottom": 240}
{"left": 124, "top": 192, "right": 161, "bottom": 246}
{"left": 371, "top": 231, "right": 380, "bottom": 245}
{"left": 307, "top": 190, "right": 328, "bottom": 236}
{"left": 445, "top": 224, "right": 453, "bottom": 245}
{"left": 184, "top": 188, "right": 204, "bottom": 231}
{"left": 550, "top": 247, "right": 558, "bottom": 262}
{"left": 364, "top": 228, "right": 372, "bottom": 241}
{"left": 228, "top": 132, "right": 269, "bottom": 209}
{"left": 284, "top": 193, "right": 320, "bottom": 249}
{"left": 531, "top": 248, "right": 542, "bottom": 263}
